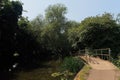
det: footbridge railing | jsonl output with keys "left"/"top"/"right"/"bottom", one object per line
{"left": 75, "top": 48, "right": 111, "bottom": 61}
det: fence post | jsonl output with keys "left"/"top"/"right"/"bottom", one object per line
{"left": 96, "top": 50, "right": 97, "bottom": 57}
{"left": 101, "top": 50, "right": 103, "bottom": 59}
{"left": 85, "top": 48, "right": 88, "bottom": 62}
{"left": 108, "top": 48, "right": 111, "bottom": 61}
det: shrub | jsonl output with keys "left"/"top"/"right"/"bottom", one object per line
{"left": 112, "top": 59, "right": 120, "bottom": 68}
{"left": 61, "top": 57, "right": 84, "bottom": 73}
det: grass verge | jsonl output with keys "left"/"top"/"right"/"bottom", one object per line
{"left": 79, "top": 64, "right": 91, "bottom": 80}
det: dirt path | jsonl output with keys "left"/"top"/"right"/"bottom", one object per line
{"left": 74, "top": 56, "right": 120, "bottom": 80}
{"left": 87, "top": 57, "right": 120, "bottom": 80}
{"left": 87, "top": 69, "right": 118, "bottom": 80}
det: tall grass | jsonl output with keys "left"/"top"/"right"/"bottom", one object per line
{"left": 61, "top": 57, "right": 84, "bottom": 73}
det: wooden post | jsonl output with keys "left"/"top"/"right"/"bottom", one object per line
{"left": 85, "top": 48, "right": 89, "bottom": 62}
{"left": 96, "top": 50, "right": 97, "bottom": 57}
{"left": 108, "top": 48, "right": 111, "bottom": 60}
{"left": 101, "top": 50, "right": 103, "bottom": 59}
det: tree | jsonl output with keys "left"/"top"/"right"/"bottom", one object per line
{"left": 17, "top": 17, "right": 40, "bottom": 67}
{"left": 116, "top": 13, "right": 120, "bottom": 25}
{"left": 0, "top": 0, "right": 23, "bottom": 71}
{"left": 67, "top": 21, "right": 81, "bottom": 50}
{"left": 30, "top": 14, "right": 45, "bottom": 43}
{"left": 40, "top": 4, "right": 70, "bottom": 58}
{"left": 31, "top": 14, "right": 45, "bottom": 31}
{"left": 45, "top": 3, "right": 67, "bottom": 24}
{"left": 71, "top": 13, "right": 120, "bottom": 57}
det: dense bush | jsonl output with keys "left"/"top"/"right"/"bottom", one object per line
{"left": 61, "top": 57, "right": 84, "bottom": 73}
{"left": 112, "top": 59, "right": 120, "bottom": 68}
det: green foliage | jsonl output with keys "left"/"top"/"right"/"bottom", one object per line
{"left": 31, "top": 14, "right": 45, "bottom": 30}
{"left": 112, "top": 59, "right": 120, "bottom": 68}
{"left": 67, "top": 21, "right": 80, "bottom": 46}
{"left": 0, "top": 0, "right": 23, "bottom": 71}
{"left": 79, "top": 13, "right": 118, "bottom": 48}
{"left": 61, "top": 57, "right": 84, "bottom": 73}
{"left": 18, "top": 17, "right": 31, "bottom": 30}
{"left": 68, "top": 13, "right": 120, "bottom": 57}
{"left": 45, "top": 3, "right": 67, "bottom": 23}
{"left": 39, "top": 3, "right": 71, "bottom": 58}
{"left": 17, "top": 17, "right": 46, "bottom": 67}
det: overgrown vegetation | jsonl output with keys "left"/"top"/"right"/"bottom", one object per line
{"left": 61, "top": 57, "right": 84, "bottom": 73}
{"left": 51, "top": 57, "right": 84, "bottom": 80}
{"left": 112, "top": 57, "right": 120, "bottom": 69}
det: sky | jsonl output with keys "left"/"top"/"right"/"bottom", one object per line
{"left": 19, "top": 0, "right": 120, "bottom": 22}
